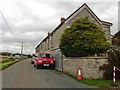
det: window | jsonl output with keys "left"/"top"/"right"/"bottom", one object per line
{"left": 37, "top": 53, "right": 52, "bottom": 58}
{"left": 48, "top": 38, "right": 49, "bottom": 50}
{"left": 51, "top": 34, "right": 53, "bottom": 48}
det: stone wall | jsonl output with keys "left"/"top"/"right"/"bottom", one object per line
{"left": 63, "top": 57, "right": 109, "bottom": 79}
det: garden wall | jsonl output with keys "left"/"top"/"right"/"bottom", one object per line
{"left": 63, "top": 57, "right": 109, "bottom": 79}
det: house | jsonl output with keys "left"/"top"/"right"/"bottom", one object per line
{"left": 112, "top": 31, "right": 120, "bottom": 43}
{"left": 113, "top": 31, "right": 120, "bottom": 39}
{"left": 13, "top": 53, "right": 21, "bottom": 58}
{"left": 0, "top": 52, "right": 13, "bottom": 57}
{"left": 112, "top": 31, "right": 120, "bottom": 52}
{"left": 35, "top": 3, "right": 112, "bottom": 71}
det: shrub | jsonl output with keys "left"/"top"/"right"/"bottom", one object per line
{"left": 59, "top": 17, "right": 111, "bottom": 57}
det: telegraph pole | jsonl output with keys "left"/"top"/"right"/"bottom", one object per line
{"left": 21, "top": 42, "right": 23, "bottom": 57}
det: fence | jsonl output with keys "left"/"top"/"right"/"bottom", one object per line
{"left": 113, "top": 66, "right": 120, "bottom": 82}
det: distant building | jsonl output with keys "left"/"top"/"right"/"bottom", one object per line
{"left": 0, "top": 52, "right": 13, "bottom": 57}
{"left": 13, "top": 53, "right": 21, "bottom": 57}
{"left": 113, "top": 31, "right": 120, "bottom": 38}
{"left": 112, "top": 31, "right": 120, "bottom": 45}
{"left": 112, "top": 31, "right": 120, "bottom": 51}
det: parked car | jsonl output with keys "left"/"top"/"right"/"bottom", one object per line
{"left": 31, "top": 55, "right": 36, "bottom": 64}
{"left": 34, "top": 52, "right": 55, "bottom": 69}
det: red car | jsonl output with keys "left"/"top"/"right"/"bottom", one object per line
{"left": 34, "top": 52, "right": 55, "bottom": 69}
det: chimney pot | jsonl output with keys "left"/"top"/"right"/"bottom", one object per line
{"left": 48, "top": 32, "right": 51, "bottom": 36}
{"left": 61, "top": 17, "right": 65, "bottom": 23}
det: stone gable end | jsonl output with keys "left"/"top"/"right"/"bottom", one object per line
{"left": 65, "top": 8, "right": 101, "bottom": 28}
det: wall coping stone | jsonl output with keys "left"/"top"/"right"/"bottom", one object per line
{"left": 65, "top": 57, "right": 108, "bottom": 59}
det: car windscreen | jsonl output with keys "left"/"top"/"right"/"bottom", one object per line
{"left": 32, "top": 56, "right": 36, "bottom": 58}
{"left": 37, "top": 53, "right": 52, "bottom": 58}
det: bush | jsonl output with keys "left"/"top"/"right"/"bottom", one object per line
{"left": 59, "top": 17, "right": 111, "bottom": 57}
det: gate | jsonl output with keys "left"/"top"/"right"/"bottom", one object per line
{"left": 52, "top": 49, "right": 63, "bottom": 71}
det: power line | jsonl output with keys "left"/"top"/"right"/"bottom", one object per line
{"left": 0, "top": 11, "right": 20, "bottom": 43}
{"left": 0, "top": 11, "right": 24, "bottom": 54}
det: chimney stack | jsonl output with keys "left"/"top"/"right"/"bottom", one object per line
{"left": 61, "top": 17, "right": 65, "bottom": 23}
{"left": 48, "top": 32, "right": 51, "bottom": 36}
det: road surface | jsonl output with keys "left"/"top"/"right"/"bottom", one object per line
{"left": 2, "top": 59, "right": 90, "bottom": 88}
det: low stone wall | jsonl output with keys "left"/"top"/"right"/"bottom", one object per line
{"left": 63, "top": 57, "right": 109, "bottom": 79}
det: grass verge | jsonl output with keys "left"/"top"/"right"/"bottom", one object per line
{"left": 62, "top": 71, "right": 120, "bottom": 88}
{"left": 0, "top": 57, "right": 25, "bottom": 70}
{"left": 79, "top": 79, "right": 112, "bottom": 88}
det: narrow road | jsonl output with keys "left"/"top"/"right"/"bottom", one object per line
{"left": 2, "top": 59, "right": 90, "bottom": 88}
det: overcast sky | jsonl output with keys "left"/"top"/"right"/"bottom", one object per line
{"left": 0, "top": 0, "right": 119, "bottom": 54}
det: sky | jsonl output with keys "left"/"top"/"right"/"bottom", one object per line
{"left": 0, "top": 0, "right": 119, "bottom": 54}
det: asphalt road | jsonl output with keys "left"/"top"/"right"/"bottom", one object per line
{"left": 2, "top": 59, "right": 90, "bottom": 88}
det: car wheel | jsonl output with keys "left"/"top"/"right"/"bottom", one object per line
{"left": 34, "top": 63, "right": 36, "bottom": 67}
{"left": 31, "top": 61, "right": 34, "bottom": 64}
{"left": 51, "top": 65, "right": 55, "bottom": 69}
{"left": 36, "top": 64, "right": 39, "bottom": 69}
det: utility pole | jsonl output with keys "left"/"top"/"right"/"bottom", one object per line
{"left": 21, "top": 42, "right": 23, "bottom": 57}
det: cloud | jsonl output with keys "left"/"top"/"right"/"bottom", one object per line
{"left": 0, "top": 0, "right": 118, "bottom": 54}
{"left": 87, "top": 2, "right": 118, "bottom": 35}
{"left": 118, "top": 1, "right": 120, "bottom": 31}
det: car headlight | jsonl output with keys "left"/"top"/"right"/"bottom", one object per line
{"left": 51, "top": 61, "right": 53, "bottom": 63}
{"left": 38, "top": 60, "right": 42, "bottom": 62}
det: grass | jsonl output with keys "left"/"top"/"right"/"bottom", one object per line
{"left": 79, "top": 80, "right": 120, "bottom": 88}
{"left": 0, "top": 57, "right": 7, "bottom": 61}
{"left": 63, "top": 71, "right": 120, "bottom": 88}
{"left": 79, "top": 79, "right": 112, "bottom": 88}
{"left": 0, "top": 58, "right": 2, "bottom": 61}
{"left": 0, "top": 57, "right": 25, "bottom": 70}
{"left": 0, "top": 60, "right": 17, "bottom": 70}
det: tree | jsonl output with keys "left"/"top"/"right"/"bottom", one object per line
{"left": 59, "top": 17, "right": 111, "bottom": 57}
{"left": 111, "top": 31, "right": 120, "bottom": 79}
